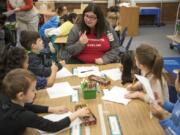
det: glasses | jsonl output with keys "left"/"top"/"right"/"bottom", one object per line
{"left": 84, "top": 14, "right": 97, "bottom": 21}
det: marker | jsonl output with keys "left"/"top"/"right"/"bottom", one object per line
{"left": 80, "top": 70, "right": 94, "bottom": 73}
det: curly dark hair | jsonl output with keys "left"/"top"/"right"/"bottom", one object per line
{"left": 0, "top": 46, "right": 27, "bottom": 90}
{"left": 5, "top": 47, "right": 27, "bottom": 74}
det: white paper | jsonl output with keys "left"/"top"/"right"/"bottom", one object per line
{"left": 71, "top": 90, "right": 79, "bottom": 102}
{"left": 56, "top": 67, "right": 73, "bottom": 79}
{"left": 71, "top": 125, "right": 81, "bottom": 135}
{"left": 135, "top": 74, "right": 155, "bottom": 101}
{"left": 102, "top": 86, "right": 131, "bottom": 105}
{"left": 101, "top": 68, "right": 122, "bottom": 81}
{"left": 85, "top": 126, "right": 90, "bottom": 135}
{"left": 47, "top": 82, "right": 75, "bottom": 99}
{"left": 39, "top": 112, "right": 82, "bottom": 135}
{"left": 73, "top": 66, "right": 101, "bottom": 77}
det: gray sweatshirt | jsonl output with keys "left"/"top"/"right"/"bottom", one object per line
{"left": 60, "top": 24, "right": 120, "bottom": 64}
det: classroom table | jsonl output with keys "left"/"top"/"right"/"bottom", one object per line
{"left": 24, "top": 64, "right": 165, "bottom": 135}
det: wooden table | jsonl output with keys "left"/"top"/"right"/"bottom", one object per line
{"left": 24, "top": 64, "right": 165, "bottom": 135}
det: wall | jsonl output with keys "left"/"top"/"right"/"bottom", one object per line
{"left": 35, "top": 0, "right": 179, "bottom": 23}
{"left": 137, "top": 2, "right": 179, "bottom": 23}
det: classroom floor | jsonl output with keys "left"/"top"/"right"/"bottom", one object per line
{"left": 129, "top": 24, "right": 180, "bottom": 57}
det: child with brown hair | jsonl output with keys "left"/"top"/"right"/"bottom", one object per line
{"left": 3, "top": 47, "right": 57, "bottom": 89}
{"left": 120, "top": 50, "right": 140, "bottom": 85}
{"left": 150, "top": 70, "right": 180, "bottom": 135}
{"left": 125, "top": 44, "right": 169, "bottom": 103}
{"left": 0, "top": 69, "right": 89, "bottom": 135}
{"left": 20, "top": 30, "right": 63, "bottom": 78}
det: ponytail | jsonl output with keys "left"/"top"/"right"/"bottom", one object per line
{"left": 152, "top": 54, "right": 163, "bottom": 83}
{"left": 136, "top": 44, "right": 164, "bottom": 88}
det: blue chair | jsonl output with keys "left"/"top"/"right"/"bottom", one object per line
{"left": 164, "top": 57, "right": 180, "bottom": 103}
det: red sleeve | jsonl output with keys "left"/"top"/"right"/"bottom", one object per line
{"left": 19, "top": 0, "right": 33, "bottom": 11}
{"left": 7, "top": 0, "right": 14, "bottom": 11}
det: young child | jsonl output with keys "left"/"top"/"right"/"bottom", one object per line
{"left": 0, "top": 69, "right": 89, "bottom": 135}
{"left": 150, "top": 70, "right": 180, "bottom": 135}
{"left": 39, "top": 5, "right": 68, "bottom": 49}
{"left": 125, "top": 44, "right": 169, "bottom": 103}
{"left": 4, "top": 47, "right": 57, "bottom": 89}
{"left": 20, "top": 30, "right": 62, "bottom": 78}
{"left": 45, "top": 12, "right": 78, "bottom": 60}
{"left": 45, "top": 12, "right": 77, "bottom": 37}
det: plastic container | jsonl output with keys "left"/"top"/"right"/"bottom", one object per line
{"left": 81, "top": 80, "right": 97, "bottom": 99}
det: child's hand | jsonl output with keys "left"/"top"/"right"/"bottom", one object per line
{"left": 49, "top": 42, "right": 56, "bottom": 53}
{"left": 150, "top": 103, "right": 169, "bottom": 120}
{"left": 95, "top": 58, "right": 104, "bottom": 65}
{"left": 126, "top": 84, "right": 136, "bottom": 91}
{"left": 69, "top": 107, "right": 90, "bottom": 122}
{"left": 79, "top": 31, "right": 88, "bottom": 45}
{"left": 76, "top": 107, "right": 90, "bottom": 117}
{"left": 48, "top": 106, "right": 69, "bottom": 114}
{"left": 125, "top": 91, "right": 145, "bottom": 100}
{"left": 15, "top": 8, "right": 20, "bottom": 12}
{"left": 154, "top": 91, "right": 163, "bottom": 106}
{"left": 51, "top": 62, "right": 58, "bottom": 72}
{"left": 59, "top": 60, "right": 66, "bottom": 66}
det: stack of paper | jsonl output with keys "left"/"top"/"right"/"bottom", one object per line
{"left": 101, "top": 68, "right": 122, "bottom": 81}
{"left": 73, "top": 66, "right": 101, "bottom": 77}
{"left": 56, "top": 67, "right": 73, "bottom": 79}
{"left": 47, "top": 82, "right": 75, "bottom": 99}
{"left": 102, "top": 86, "right": 131, "bottom": 105}
{"left": 38, "top": 112, "right": 82, "bottom": 135}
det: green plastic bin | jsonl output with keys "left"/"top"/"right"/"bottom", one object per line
{"left": 82, "top": 89, "right": 97, "bottom": 99}
{"left": 81, "top": 85, "right": 97, "bottom": 99}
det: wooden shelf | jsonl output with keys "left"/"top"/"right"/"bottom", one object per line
{"left": 119, "top": 6, "right": 140, "bottom": 36}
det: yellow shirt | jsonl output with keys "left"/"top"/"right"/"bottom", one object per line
{"left": 45, "top": 21, "right": 74, "bottom": 37}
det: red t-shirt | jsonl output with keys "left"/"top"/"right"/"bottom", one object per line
{"left": 76, "top": 32, "right": 110, "bottom": 63}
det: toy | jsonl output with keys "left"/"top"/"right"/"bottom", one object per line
{"left": 88, "top": 75, "right": 111, "bottom": 86}
{"left": 75, "top": 104, "right": 96, "bottom": 126}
